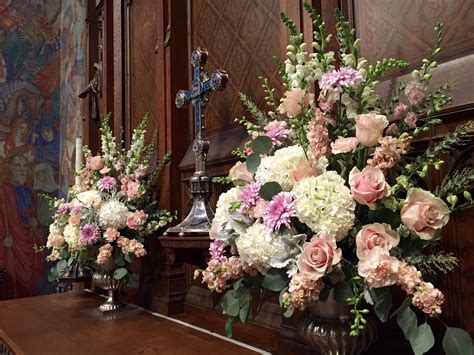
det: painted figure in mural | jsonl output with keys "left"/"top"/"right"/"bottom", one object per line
{"left": 31, "top": 117, "right": 59, "bottom": 169}
{"left": 33, "top": 162, "right": 58, "bottom": 230}
{"left": 4, "top": 118, "right": 35, "bottom": 163}
{"left": 0, "top": 154, "right": 43, "bottom": 299}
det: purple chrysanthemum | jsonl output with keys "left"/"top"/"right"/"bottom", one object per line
{"left": 97, "top": 176, "right": 117, "bottom": 191}
{"left": 239, "top": 182, "right": 262, "bottom": 212}
{"left": 319, "top": 67, "right": 363, "bottom": 93}
{"left": 209, "top": 240, "right": 226, "bottom": 262}
{"left": 58, "top": 202, "right": 71, "bottom": 214}
{"left": 79, "top": 223, "right": 101, "bottom": 245}
{"left": 264, "top": 192, "right": 296, "bottom": 231}
{"left": 264, "top": 121, "right": 292, "bottom": 147}
{"left": 70, "top": 203, "right": 85, "bottom": 215}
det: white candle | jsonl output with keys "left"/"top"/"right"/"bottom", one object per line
{"left": 75, "top": 136, "right": 82, "bottom": 185}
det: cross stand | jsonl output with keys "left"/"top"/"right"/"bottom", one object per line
{"left": 164, "top": 48, "right": 228, "bottom": 237}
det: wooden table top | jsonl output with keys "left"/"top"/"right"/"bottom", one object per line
{"left": 0, "top": 292, "right": 264, "bottom": 355}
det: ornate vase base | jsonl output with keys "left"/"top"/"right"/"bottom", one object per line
{"left": 99, "top": 298, "right": 125, "bottom": 313}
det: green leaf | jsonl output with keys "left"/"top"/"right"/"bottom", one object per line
{"left": 239, "top": 300, "right": 251, "bottom": 324}
{"left": 113, "top": 267, "right": 128, "bottom": 280}
{"left": 67, "top": 256, "right": 74, "bottom": 267}
{"left": 222, "top": 290, "right": 240, "bottom": 317}
{"left": 48, "top": 265, "right": 58, "bottom": 282}
{"left": 115, "top": 252, "right": 125, "bottom": 267}
{"left": 56, "top": 259, "right": 67, "bottom": 273}
{"left": 334, "top": 281, "right": 353, "bottom": 304}
{"left": 283, "top": 305, "right": 295, "bottom": 318}
{"left": 246, "top": 153, "right": 261, "bottom": 174}
{"left": 409, "top": 322, "right": 435, "bottom": 355}
{"left": 262, "top": 268, "right": 289, "bottom": 292}
{"left": 390, "top": 297, "right": 412, "bottom": 319}
{"left": 443, "top": 327, "right": 473, "bottom": 355}
{"left": 371, "top": 288, "right": 393, "bottom": 323}
{"left": 397, "top": 306, "right": 418, "bottom": 340}
{"left": 225, "top": 317, "right": 237, "bottom": 338}
{"left": 124, "top": 253, "right": 132, "bottom": 263}
{"left": 250, "top": 135, "right": 273, "bottom": 154}
{"left": 259, "top": 182, "right": 283, "bottom": 201}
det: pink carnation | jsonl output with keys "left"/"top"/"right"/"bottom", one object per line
{"left": 358, "top": 249, "right": 400, "bottom": 288}
{"left": 404, "top": 112, "right": 417, "bottom": 128}
{"left": 104, "top": 228, "right": 120, "bottom": 242}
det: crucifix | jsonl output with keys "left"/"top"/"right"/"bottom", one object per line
{"left": 164, "top": 48, "right": 228, "bottom": 237}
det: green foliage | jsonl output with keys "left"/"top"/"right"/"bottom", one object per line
{"left": 390, "top": 297, "right": 412, "bottom": 319}
{"left": 370, "top": 287, "right": 393, "bottom": 323}
{"left": 335, "top": 9, "right": 358, "bottom": 66}
{"left": 260, "top": 76, "right": 278, "bottom": 110}
{"left": 366, "top": 58, "right": 409, "bottom": 84}
{"left": 397, "top": 306, "right": 418, "bottom": 340}
{"left": 222, "top": 281, "right": 252, "bottom": 337}
{"left": 246, "top": 153, "right": 261, "bottom": 174}
{"left": 410, "top": 322, "right": 435, "bottom": 355}
{"left": 404, "top": 251, "right": 459, "bottom": 275}
{"left": 261, "top": 268, "right": 289, "bottom": 292}
{"left": 442, "top": 327, "right": 473, "bottom": 355}
{"left": 259, "top": 182, "right": 283, "bottom": 201}
{"left": 344, "top": 274, "right": 368, "bottom": 336}
{"left": 239, "top": 92, "right": 268, "bottom": 127}
{"left": 273, "top": 56, "right": 290, "bottom": 89}
{"left": 435, "top": 168, "right": 474, "bottom": 198}
{"left": 113, "top": 267, "right": 128, "bottom": 280}
{"left": 303, "top": 1, "right": 332, "bottom": 72}
{"left": 231, "top": 147, "right": 247, "bottom": 159}
{"left": 250, "top": 135, "right": 273, "bottom": 155}
{"left": 212, "top": 176, "right": 233, "bottom": 185}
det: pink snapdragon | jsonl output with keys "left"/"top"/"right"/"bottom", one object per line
{"left": 307, "top": 120, "right": 329, "bottom": 160}
{"left": 209, "top": 240, "right": 226, "bottom": 262}
{"left": 263, "top": 192, "right": 296, "bottom": 231}
{"left": 405, "top": 80, "right": 425, "bottom": 105}
{"left": 393, "top": 103, "right": 408, "bottom": 118}
{"left": 97, "top": 244, "right": 113, "bottom": 265}
{"left": 396, "top": 262, "right": 423, "bottom": 295}
{"left": 412, "top": 282, "right": 445, "bottom": 316}
{"left": 104, "top": 228, "right": 120, "bottom": 242}
{"left": 117, "top": 236, "right": 146, "bottom": 257}
{"left": 368, "top": 135, "right": 412, "bottom": 170}
{"left": 404, "top": 112, "right": 418, "bottom": 128}
{"left": 282, "top": 273, "right": 325, "bottom": 310}
{"left": 319, "top": 67, "right": 363, "bottom": 93}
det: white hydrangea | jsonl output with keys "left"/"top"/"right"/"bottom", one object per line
{"left": 293, "top": 171, "right": 355, "bottom": 241}
{"left": 214, "top": 186, "right": 242, "bottom": 223}
{"left": 49, "top": 222, "right": 64, "bottom": 236}
{"left": 63, "top": 224, "right": 80, "bottom": 250}
{"left": 98, "top": 199, "right": 129, "bottom": 229}
{"left": 255, "top": 145, "right": 327, "bottom": 191}
{"left": 235, "top": 222, "right": 305, "bottom": 274}
{"left": 75, "top": 190, "right": 102, "bottom": 207}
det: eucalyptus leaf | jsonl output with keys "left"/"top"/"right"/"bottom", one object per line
{"left": 442, "top": 327, "right": 473, "bottom": 355}
{"left": 250, "top": 135, "right": 273, "bottom": 154}
{"left": 56, "top": 259, "right": 67, "bottom": 273}
{"left": 115, "top": 253, "right": 125, "bottom": 267}
{"left": 390, "top": 297, "right": 412, "bottom": 319}
{"left": 409, "top": 322, "right": 435, "bottom": 355}
{"left": 334, "top": 281, "right": 353, "bottom": 304}
{"left": 371, "top": 288, "right": 392, "bottom": 323}
{"left": 113, "top": 267, "right": 128, "bottom": 280}
{"left": 225, "top": 317, "right": 237, "bottom": 338}
{"left": 259, "top": 181, "right": 283, "bottom": 201}
{"left": 397, "top": 306, "right": 417, "bottom": 340}
{"left": 222, "top": 291, "right": 240, "bottom": 317}
{"left": 283, "top": 305, "right": 295, "bottom": 318}
{"left": 239, "top": 300, "right": 251, "bottom": 324}
{"left": 262, "top": 268, "right": 289, "bottom": 292}
{"left": 67, "top": 256, "right": 74, "bottom": 267}
{"left": 124, "top": 253, "right": 132, "bottom": 263}
{"left": 48, "top": 265, "right": 58, "bottom": 282}
{"left": 246, "top": 153, "right": 261, "bottom": 174}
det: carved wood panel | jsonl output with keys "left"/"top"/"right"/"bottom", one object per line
{"left": 191, "top": 0, "right": 283, "bottom": 136}
{"left": 354, "top": 0, "right": 474, "bottom": 66}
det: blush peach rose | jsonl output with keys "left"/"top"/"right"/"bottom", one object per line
{"left": 229, "top": 161, "right": 253, "bottom": 183}
{"left": 68, "top": 214, "right": 81, "bottom": 226}
{"left": 291, "top": 159, "right": 317, "bottom": 182}
{"left": 349, "top": 166, "right": 390, "bottom": 209}
{"left": 87, "top": 155, "right": 104, "bottom": 171}
{"left": 126, "top": 210, "right": 148, "bottom": 230}
{"left": 401, "top": 188, "right": 450, "bottom": 240}
{"left": 355, "top": 223, "right": 399, "bottom": 259}
{"left": 297, "top": 232, "right": 341, "bottom": 280}
{"left": 331, "top": 137, "right": 359, "bottom": 154}
{"left": 279, "top": 89, "right": 314, "bottom": 117}
{"left": 46, "top": 234, "right": 65, "bottom": 248}
{"left": 355, "top": 113, "right": 389, "bottom": 147}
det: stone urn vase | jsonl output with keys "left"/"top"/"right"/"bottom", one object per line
{"left": 298, "top": 291, "right": 377, "bottom": 354}
{"left": 92, "top": 271, "right": 125, "bottom": 312}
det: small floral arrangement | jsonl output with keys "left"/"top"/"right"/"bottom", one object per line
{"left": 45, "top": 114, "right": 174, "bottom": 284}
{"left": 197, "top": 3, "right": 473, "bottom": 353}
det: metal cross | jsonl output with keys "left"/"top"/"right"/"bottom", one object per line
{"left": 165, "top": 48, "right": 228, "bottom": 236}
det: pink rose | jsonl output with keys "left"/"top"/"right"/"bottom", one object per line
{"left": 355, "top": 223, "right": 399, "bottom": 259}
{"left": 349, "top": 166, "right": 390, "bottom": 209}
{"left": 46, "top": 234, "right": 65, "bottom": 248}
{"left": 228, "top": 161, "right": 253, "bottom": 183}
{"left": 127, "top": 210, "right": 148, "bottom": 230}
{"left": 291, "top": 159, "right": 317, "bottom": 182}
{"left": 68, "top": 214, "right": 81, "bottom": 226}
{"left": 279, "top": 89, "right": 314, "bottom": 117}
{"left": 401, "top": 188, "right": 450, "bottom": 240}
{"left": 358, "top": 249, "right": 400, "bottom": 288}
{"left": 297, "top": 232, "right": 341, "bottom": 280}
{"left": 355, "top": 113, "right": 389, "bottom": 147}
{"left": 87, "top": 155, "right": 104, "bottom": 171}
{"left": 331, "top": 137, "right": 359, "bottom": 155}
{"left": 127, "top": 181, "right": 140, "bottom": 199}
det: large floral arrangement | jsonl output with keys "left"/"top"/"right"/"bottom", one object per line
{"left": 45, "top": 115, "right": 174, "bottom": 284}
{"left": 196, "top": 4, "right": 473, "bottom": 353}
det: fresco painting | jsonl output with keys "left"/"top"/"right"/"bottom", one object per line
{"left": 0, "top": 0, "right": 86, "bottom": 299}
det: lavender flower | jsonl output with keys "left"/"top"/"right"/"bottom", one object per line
{"left": 58, "top": 203, "right": 71, "bottom": 214}
{"left": 70, "top": 203, "right": 85, "bottom": 215}
{"left": 264, "top": 192, "right": 296, "bottom": 231}
{"left": 209, "top": 240, "right": 226, "bottom": 262}
{"left": 97, "top": 176, "right": 117, "bottom": 191}
{"left": 239, "top": 182, "right": 262, "bottom": 212}
{"left": 319, "top": 67, "right": 363, "bottom": 93}
{"left": 79, "top": 223, "right": 101, "bottom": 245}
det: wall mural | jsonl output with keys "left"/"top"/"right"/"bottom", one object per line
{"left": 0, "top": 0, "right": 86, "bottom": 299}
